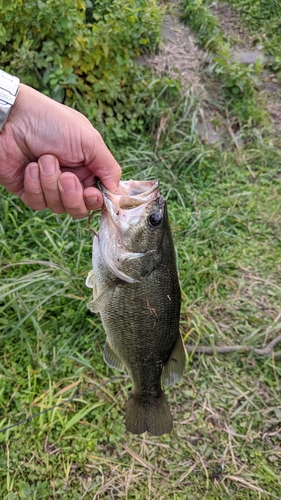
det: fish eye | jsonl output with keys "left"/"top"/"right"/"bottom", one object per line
{"left": 149, "top": 212, "right": 162, "bottom": 228}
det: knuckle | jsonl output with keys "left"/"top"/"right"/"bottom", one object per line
{"left": 92, "top": 128, "right": 102, "bottom": 143}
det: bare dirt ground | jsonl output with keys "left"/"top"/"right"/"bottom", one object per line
{"left": 147, "top": 13, "right": 205, "bottom": 87}
{"left": 137, "top": 0, "right": 281, "bottom": 138}
{"left": 136, "top": 10, "right": 225, "bottom": 144}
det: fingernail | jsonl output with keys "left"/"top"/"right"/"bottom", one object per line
{"left": 85, "top": 194, "right": 100, "bottom": 207}
{"left": 29, "top": 165, "right": 39, "bottom": 180}
{"left": 59, "top": 176, "right": 76, "bottom": 192}
{"left": 39, "top": 156, "right": 56, "bottom": 175}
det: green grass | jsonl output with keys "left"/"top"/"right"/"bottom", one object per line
{"left": 1, "top": 98, "right": 281, "bottom": 498}
{"left": 1, "top": 1, "right": 281, "bottom": 498}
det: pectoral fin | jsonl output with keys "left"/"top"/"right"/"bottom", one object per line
{"left": 103, "top": 341, "right": 124, "bottom": 371}
{"left": 85, "top": 269, "right": 95, "bottom": 289}
{"left": 87, "top": 284, "right": 115, "bottom": 313}
{"left": 161, "top": 334, "right": 186, "bottom": 386}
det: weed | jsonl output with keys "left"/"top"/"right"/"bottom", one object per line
{"left": 180, "top": 0, "right": 267, "bottom": 124}
{"left": 225, "top": 0, "right": 281, "bottom": 69}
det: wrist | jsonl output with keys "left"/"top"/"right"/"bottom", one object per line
{"left": 0, "top": 70, "right": 20, "bottom": 132}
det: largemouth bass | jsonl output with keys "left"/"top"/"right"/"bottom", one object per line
{"left": 86, "top": 180, "right": 185, "bottom": 436}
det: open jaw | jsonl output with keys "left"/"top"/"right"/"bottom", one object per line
{"left": 99, "top": 180, "right": 159, "bottom": 211}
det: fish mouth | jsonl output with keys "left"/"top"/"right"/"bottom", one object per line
{"left": 96, "top": 180, "right": 160, "bottom": 283}
{"left": 98, "top": 180, "right": 159, "bottom": 211}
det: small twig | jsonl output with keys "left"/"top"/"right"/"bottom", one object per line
{"left": 87, "top": 210, "right": 99, "bottom": 236}
{"left": 122, "top": 446, "right": 169, "bottom": 477}
{"left": 185, "top": 335, "right": 281, "bottom": 359}
{"left": 223, "top": 475, "right": 281, "bottom": 499}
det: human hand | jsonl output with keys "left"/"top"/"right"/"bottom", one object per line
{"left": 0, "top": 84, "right": 121, "bottom": 218}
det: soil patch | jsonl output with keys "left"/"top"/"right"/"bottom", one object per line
{"left": 136, "top": 14, "right": 204, "bottom": 87}
{"left": 210, "top": 2, "right": 253, "bottom": 48}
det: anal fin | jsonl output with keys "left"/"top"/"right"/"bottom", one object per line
{"left": 161, "top": 334, "right": 186, "bottom": 386}
{"left": 103, "top": 341, "right": 124, "bottom": 371}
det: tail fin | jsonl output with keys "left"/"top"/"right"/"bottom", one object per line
{"left": 125, "top": 391, "right": 173, "bottom": 436}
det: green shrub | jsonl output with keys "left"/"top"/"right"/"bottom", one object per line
{"left": 0, "top": 0, "right": 167, "bottom": 143}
